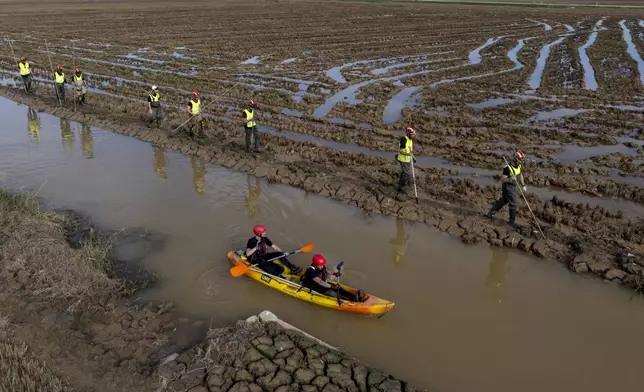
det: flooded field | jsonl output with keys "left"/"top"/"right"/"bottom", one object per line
{"left": 3, "top": 94, "right": 644, "bottom": 392}
{"left": 2, "top": 0, "right": 644, "bottom": 389}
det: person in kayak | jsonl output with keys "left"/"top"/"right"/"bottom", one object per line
{"left": 245, "top": 225, "right": 302, "bottom": 276}
{"left": 301, "top": 254, "right": 365, "bottom": 302}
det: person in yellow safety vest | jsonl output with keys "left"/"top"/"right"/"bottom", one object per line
{"left": 18, "top": 56, "right": 33, "bottom": 93}
{"left": 186, "top": 91, "right": 206, "bottom": 138}
{"left": 396, "top": 127, "right": 417, "bottom": 198}
{"left": 486, "top": 151, "right": 527, "bottom": 228}
{"left": 147, "top": 85, "right": 162, "bottom": 128}
{"left": 242, "top": 99, "right": 259, "bottom": 153}
{"left": 72, "top": 68, "right": 87, "bottom": 105}
{"left": 54, "top": 64, "right": 66, "bottom": 101}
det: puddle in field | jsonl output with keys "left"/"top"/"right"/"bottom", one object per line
{"left": 382, "top": 86, "right": 421, "bottom": 125}
{"left": 6, "top": 97, "right": 644, "bottom": 392}
{"left": 370, "top": 51, "right": 456, "bottom": 75}
{"left": 281, "top": 58, "right": 297, "bottom": 64}
{"left": 528, "top": 37, "right": 566, "bottom": 90}
{"left": 552, "top": 143, "right": 638, "bottom": 163}
{"left": 240, "top": 56, "right": 261, "bottom": 65}
{"left": 619, "top": 20, "right": 644, "bottom": 86}
{"left": 467, "top": 98, "right": 517, "bottom": 109}
{"left": 432, "top": 39, "right": 525, "bottom": 88}
{"left": 578, "top": 19, "right": 604, "bottom": 91}
{"left": 326, "top": 118, "right": 372, "bottom": 129}
{"left": 564, "top": 24, "right": 575, "bottom": 32}
{"left": 528, "top": 19, "right": 553, "bottom": 31}
{"left": 468, "top": 37, "right": 501, "bottom": 65}
{"left": 281, "top": 108, "right": 304, "bottom": 117}
{"left": 123, "top": 53, "right": 165, "bottom": 64}
{"left": 529, "top": 108, "right": 590, "bottom": 122}
{"left": 171, "top": 52, "right": 194, "bottom": 60}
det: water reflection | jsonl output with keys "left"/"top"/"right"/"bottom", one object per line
{"left": 245, "top": 175, "right": 261, "bottom": 220}
{"left": 191, "top": 156, "right": 206, "bottom": 195}
{"left": 153, "top": 146, "right": 167, "bottom": 180}
{"left": 80, "top": 124, "right": 94, "bottom": 159}
{"left": 60, "top": 118, "right": 74, "bottom": 153}
{"left": 485, "top": 249, "right": 510, "bottom": 304}
{"left": 389, "top": 218, "right": 411, "bottom": 265}
{"left": 27, "top": 108, "right": 40, "bottom": 143}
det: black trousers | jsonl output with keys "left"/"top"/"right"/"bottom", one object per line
{"left": 55, "top": 83, "right": 65, "bottom": 100}
{"left": 398, "top": 161, "right": 411, "bottom": 192}
{"left": 307, "top": 283, "right": 358, "bottom": 301}
{"left": 245, "top": 125, "right": 259, "bottom": 151}
{"left": 21, "top": 75, "right": 32, "bottom": 92}
{"left": 254, "top": 252, "right": 295, "bottom": 276}
{"left": 490, "top": 184, "right": 517, "bottom": 224}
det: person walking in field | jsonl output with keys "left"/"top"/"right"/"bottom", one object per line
{"left": 147, "top": 85, "right": 162, "bottom": 128}
{"left": 396, "top": 127, "right": 417, "bottom": 199}
{"left": 18, "top": 56, "right": 33, "bottom": 93}
{"left": 72, "top": 68, "right": 87, "bottom": 105}
{"left": 486, "top": 151, "right": 527, "bottom": 227}
{"left": 242, "top": 99, "right": 259, "bottom": 153}
{"left": 54, "top": 64, "right": 66, "bottom": 101}
{"left": 186, "top": 91, "right": 206, "bottom": 138}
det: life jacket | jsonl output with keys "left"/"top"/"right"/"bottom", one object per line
{"left": 243, "top": 109, "right": 256, "bottom": 127}
{"left": 397, "top": 136, "right": 413, "bottom": 163}
{"left": 55, "top": 71, "right": 65, "bottom": 84}
{"left": 19, "top": 61, "right": 30, "bottom": 76}
{"left": 149, "top": 92, "right": 160, "bottom": 108}
{"left": 506, "top": 163, "right": 522, "bottom": 177}
{"left": 302, "top": 265, "right": 327, "bottom": 288}
{"left": 190, "top": 99, "right": 201, "bottom": 115}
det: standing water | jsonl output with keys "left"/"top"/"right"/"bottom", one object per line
{"left": 2, "top": 97, "right": 644, "bottom": 392}
{"left": 619, "top": 20, "right": 644, "bottom": 87}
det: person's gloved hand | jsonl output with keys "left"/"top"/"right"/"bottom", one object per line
{"left": 332, "top": 271, "right": 342, "bottom": 277}
{"left": 522, "top": 186, "right": 527, "bottom": 193}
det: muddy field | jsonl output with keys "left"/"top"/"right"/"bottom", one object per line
{"left": 2, "top": 0, "right": 644, "bottom": 294}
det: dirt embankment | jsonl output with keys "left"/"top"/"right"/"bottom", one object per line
{"left": 3, "top": 87, "right": 644, "bottom": 293}
{"left": 0, "top": 189, "right": 420, "bottom": 392}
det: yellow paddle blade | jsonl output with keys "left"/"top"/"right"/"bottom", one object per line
{"left": 230, "top": 263, "right": 251, "bottom": 277}
{"left": 300, "top": 243, "right": 315, "bottom": 253}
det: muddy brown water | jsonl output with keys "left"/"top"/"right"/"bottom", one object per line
{"left": 1, "top": 97, "right": 644, "bottom": 392}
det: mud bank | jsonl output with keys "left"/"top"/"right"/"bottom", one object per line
{"left": 2, "top": 88, "right": 644, "bottom": 295}
{"left": 0, "top": 189, "right": 420, "bottom": 391}
{"left": 159, "top": 310, "right": 419, "bottom": 392}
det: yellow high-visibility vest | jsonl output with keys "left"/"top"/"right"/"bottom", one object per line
{"left": 149, "top": 92, "right": 160, "bottom": 102}
{"left": 19, "top": 62, "right": 30, "bottom": 76}
{"left": 506, "top": 163, "right": 522, "bottom": 177}
{"left": 190, "top": 99, "right": 201, "bottom": 115}
{"left": 73, "top": 74, "right": 83, "bottom": 82}
{"left": 244, "top": 109, "right": 256, "bottom": 127}
{"left": 55, "top": 71, "right": 65, "bottom": 84}
{"left": 397, "top": 136, "right": 413, "bottom": 163}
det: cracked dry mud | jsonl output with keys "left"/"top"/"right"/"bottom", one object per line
{"left": 159, "top": 320, "right": 419, "bottom": 392}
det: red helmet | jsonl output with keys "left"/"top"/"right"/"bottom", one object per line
{"left": 515, "top": 151, "right": 525, "bottom": 161}
{"left": 192, "top": 91, "right": 199, "bottom": 97}
{"left": 253, "top": 224, "right": 266, "bottom": 236}
{"left": 312, "top": 254, "right": 326, "bottom": 267}
{"left": 56, "top": 64, "right": 62, "bottom": 70}
{"left": 20, "top": 56, "right": 25, "bottom": 61}
{"left": 406, "top": 127, "right": 417, "bottom": 136}
{"left": 75, "top": 68, "right": 81, "bottom": 73}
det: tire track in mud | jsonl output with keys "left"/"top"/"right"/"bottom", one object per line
{"left": 3, "top": 86, "right": 644, "bottom": 296}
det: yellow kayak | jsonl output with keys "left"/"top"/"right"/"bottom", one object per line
{"left": 227, "top": 251, "right": 394, "bottom": 317}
